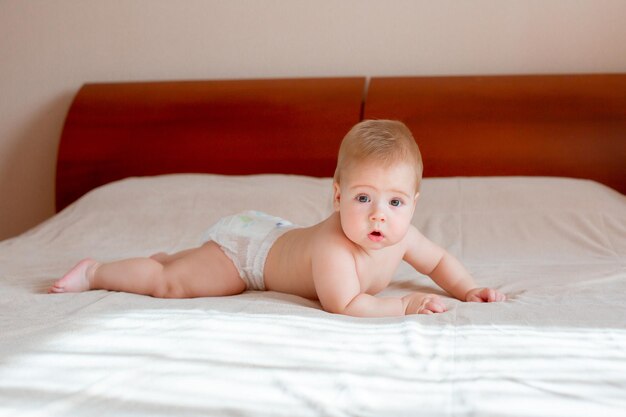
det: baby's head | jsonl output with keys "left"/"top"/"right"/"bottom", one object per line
{"left": 332, "top": 120, "right": 423, "bottom": 249}
{"left": 333, "top": 119, "right": 423, "bottom": 192}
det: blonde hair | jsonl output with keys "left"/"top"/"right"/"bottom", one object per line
{"left": 333, "top": 119, "right": 423, "bottom": 191}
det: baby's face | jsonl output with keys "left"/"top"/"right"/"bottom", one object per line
{"left": 334, "top": 161, "right": 418, "bottom": 250}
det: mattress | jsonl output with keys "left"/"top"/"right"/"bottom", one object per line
{"left": 1, "top": 173, "right": 625, "bottom": 416}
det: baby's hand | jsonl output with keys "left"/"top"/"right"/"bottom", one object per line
{"left": 465, "top": 287, "right": 506, "bottom": 303}
{"left": 402, "top": 292, "right": 448, "bottom": 315}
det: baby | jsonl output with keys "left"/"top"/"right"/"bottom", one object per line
{"left": 50, "top": 120, "right": 506, "bottom": 316}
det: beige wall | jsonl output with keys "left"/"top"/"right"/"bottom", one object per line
{"left": 1, "top": 0, "right": 625, "bottom": 240}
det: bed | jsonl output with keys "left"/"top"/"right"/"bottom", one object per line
{"left": 1, "top": 75, "right": 625, "bottom": 416}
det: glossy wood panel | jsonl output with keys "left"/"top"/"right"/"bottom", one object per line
{"left": 365, "top": 74, "right": 626, "bottom": 194}
{"left": 56, "top": 78, "right": 365, "bottom": 211}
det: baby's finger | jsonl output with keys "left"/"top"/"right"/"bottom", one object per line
{"left": 466, "top": 293, "right": 479, "bottom": 302}
{"left": 470, "top": 291, "right": 487, "bottom": 303}
{"left": 428, "top": 301, "right": 446, "bottom": 313}
{"left": 421, "top": 300, "right": 446, "bottom": 314}
{"left": 486, "top": 289, "right": 507, "bottom": 302}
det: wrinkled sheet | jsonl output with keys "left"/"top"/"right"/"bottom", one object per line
{"left": 1, "top": 174, "right": 625, "bottom": 417}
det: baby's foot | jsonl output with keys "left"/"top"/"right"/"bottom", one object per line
{"left": 48, "top": 258, "right": 99, "bottom": 294}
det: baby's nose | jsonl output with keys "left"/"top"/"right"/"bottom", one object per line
{"left": 370, "top": 211, "right": 386, "bottom": 223}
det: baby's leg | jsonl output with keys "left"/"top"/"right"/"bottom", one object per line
{"left": 49, "top": 242, "right": 246, "bottom": 298}
{"left": 149, "top": 248, "right": 197, "bottom": 264}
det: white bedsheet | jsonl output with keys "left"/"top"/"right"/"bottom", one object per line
{"left": 1, "top": 174, "right": 625, "bottom": 416}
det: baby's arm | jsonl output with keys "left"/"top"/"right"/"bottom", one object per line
{"left": 404, "top": 226, "right": 506, "bottom": 302}
{"left": 312, "top": 244, "right": 403, "bottom": 317}
{"left": 311, "top": 239, "right": 444, "bottom": 317}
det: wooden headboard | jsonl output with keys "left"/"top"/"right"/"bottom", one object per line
{"left": 55, "top": 78, "right": 365, "bottom": 211}
{"left": 365, "top": 74, "right": 626, "bottom": 194}
{"left": 56, "top": 74, "right": 626, "bottom": 211}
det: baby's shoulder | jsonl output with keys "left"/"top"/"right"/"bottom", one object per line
{"left": 309, "top": 215, "right": 353, "bottom": 252}
{"left": 403, "top": 223, "right": 425, "bottom": 243}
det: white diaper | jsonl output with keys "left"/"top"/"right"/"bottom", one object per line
{"left": 202, "top": 211, "right": 296, "bottom": 291}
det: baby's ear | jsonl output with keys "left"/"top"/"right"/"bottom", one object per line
{"left": 333, "top": 182, "right": 341, "bottom": 211}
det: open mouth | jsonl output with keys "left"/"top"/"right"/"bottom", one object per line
{"left": 368, "top": 231, "right": 384, "bottom": 242}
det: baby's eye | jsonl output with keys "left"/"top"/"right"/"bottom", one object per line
{"left": 356, "top": 194, "right": 371, "bottom": 203}
{"left": 390, "top": 199, "right": 403, "bottom": 207}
